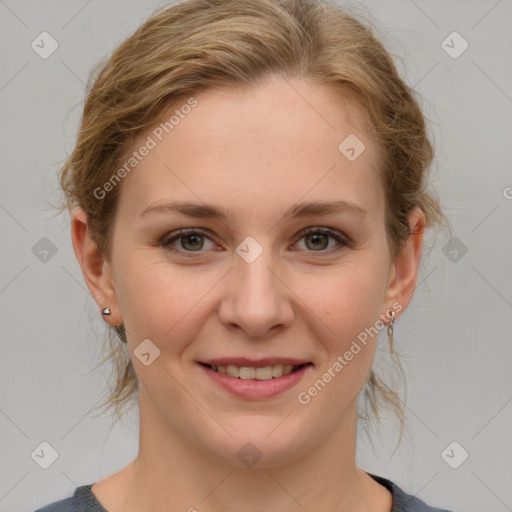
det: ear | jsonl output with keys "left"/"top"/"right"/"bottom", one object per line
{"left": 383, "top": 207, "right": 426, "bottom": 318}
{"left": 70, "top": 208, "right": 122, "bottom": 326}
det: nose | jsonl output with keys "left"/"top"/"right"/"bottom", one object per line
{"left": 218, "top": 245, "right": 295, "bottom": 339}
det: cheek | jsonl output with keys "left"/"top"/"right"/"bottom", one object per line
{"left": 296, "top": 262, "right": 388, "bottom": 342}
{"left": 294, "top": 271, "right": 385, "bottom": 416}
{"left": 115, "top": 255, "right": 220, "bottom": 343}
{"left": 292, "top": 258, "right": 389, "bottom": 405}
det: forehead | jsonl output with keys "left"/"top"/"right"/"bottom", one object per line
{"left": 116, "top": 75, "right": 384, "bottom": 225}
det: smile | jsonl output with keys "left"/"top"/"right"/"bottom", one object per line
{"left": 203, "top": 363, "right": 304, "bottom": 380}
{"left": 198, "top": 360, "right": 313, "bottom": 399}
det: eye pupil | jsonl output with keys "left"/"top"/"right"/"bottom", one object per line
{"left": 306, "top": 233, "right": 328, "bottom": 251}
{"left": 182, "top": 234, "right": 203, "bottom": 251}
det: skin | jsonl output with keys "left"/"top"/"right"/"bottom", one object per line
{"left": 72, "top": 74, "right": 425, "bottom": 512}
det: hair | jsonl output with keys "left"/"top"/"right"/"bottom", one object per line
{"left": 57, "top": 0, "right": 447, "bottom": 447}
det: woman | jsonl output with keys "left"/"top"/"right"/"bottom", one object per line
{"left": 37, "top": 0, "right": 452, "bottom": 510}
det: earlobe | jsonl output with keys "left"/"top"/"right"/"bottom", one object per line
{"left": 383, "top": 207, "right": 426, "bottom": 316}
{"left": 70, "top": 208, "right": 121, "bottom": 325}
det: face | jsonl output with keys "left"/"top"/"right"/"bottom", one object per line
{"left": 75, "top": 74, "right": 421, "bottom": 468}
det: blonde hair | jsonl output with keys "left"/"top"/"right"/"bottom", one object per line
{"left": 57, "top": 0, "right": 446, "bottom": 445}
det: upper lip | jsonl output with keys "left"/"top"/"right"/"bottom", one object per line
{"left": 199, "top": 357, "right": 311, "bottom": 367}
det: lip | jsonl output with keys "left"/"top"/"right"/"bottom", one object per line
{"left": 198, "top": 361, "right": 313, "bottom": 399}
{"left": 199, "top": 357, "right": 310, "bottom": 367}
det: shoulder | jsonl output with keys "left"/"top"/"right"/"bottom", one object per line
{"left": 33, "top": 496, "right": 73, "bottom": 512}
{"left": 34, "top": 476, "right": 456, "bottom": 512}
{"left": 369, "top": 473, "right": 455, "bottom": 512}
{"left": 33, "top": 484, "right": 106, "bottom": 512}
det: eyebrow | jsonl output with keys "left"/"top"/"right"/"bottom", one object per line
{"left": 140, "top": 200, "right": 367, "bottom": 220}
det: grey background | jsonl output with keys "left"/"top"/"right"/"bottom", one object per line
{"left": 1, "top": 1, "right": 511, "bottom": 511}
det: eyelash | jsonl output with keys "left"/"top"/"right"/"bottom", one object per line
{"left": 161, "top": 227, "right": 350, "bottom": 258}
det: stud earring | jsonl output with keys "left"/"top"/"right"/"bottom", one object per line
{"left": 100, "top": 307, "right": 127, "bottom": 343}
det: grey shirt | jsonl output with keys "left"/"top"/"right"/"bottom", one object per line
{"left": 34, "top": 473, "right": 454, "bottom": 511}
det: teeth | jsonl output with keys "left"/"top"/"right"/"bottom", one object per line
{"left": 272, "top": 364, "right": 283, "bottom": 377}
{"left": 239, "top": 367, "right": 255, "bottom": 380}
{"left": 255, "top": 367, "right": 273, "bottom": 380}
{"left": 210, "top": 363, "right": 301, "bottom": 380}
{"left": 226, "top": 364, "right": 239, "bottom": 378}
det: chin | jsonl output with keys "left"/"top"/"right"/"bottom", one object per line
{"left": 199, "top": 416, "right": 316, "bottom": 470}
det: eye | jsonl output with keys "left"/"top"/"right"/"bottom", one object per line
{"left": 162, "top": 227, "right": 348, "bottom": 257}
{"left": 162, "top": 228, "right": 218, "bottom": 255}
{"left": 293, "top": 227, "right": 349, "bottom": 254}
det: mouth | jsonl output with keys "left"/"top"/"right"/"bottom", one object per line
{"left": 197, "top": 359, "right": 313, "bottom": 399}
{"left": 198, "top": 362, "right": 310, "bottom": 380}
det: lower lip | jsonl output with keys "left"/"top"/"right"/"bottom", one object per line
{"left": 199, "top": 364, "right": 312, "bottom": 399}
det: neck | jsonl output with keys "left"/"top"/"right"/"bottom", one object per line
{"left": 95, "top": 394, "right": 390, "bottom": 512}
